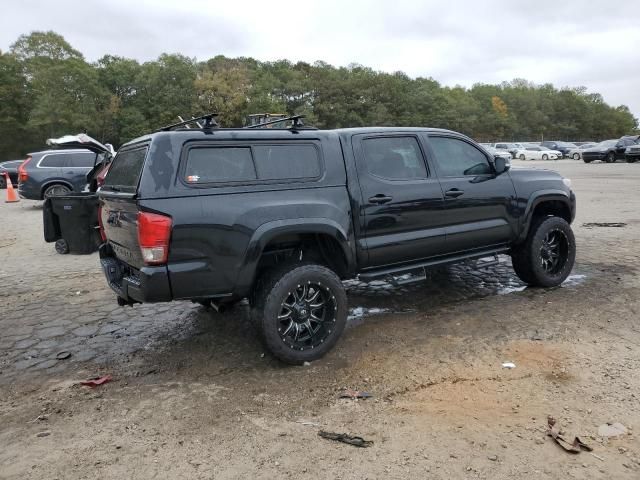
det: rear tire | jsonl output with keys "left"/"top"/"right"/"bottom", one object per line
{"left": 251, "top": 262, "right": 348, "bottom": 364}
{"left": 511, "top": 216, "right": 575, "bottom": 287}
{"left": 44, "top": 184, "right": 71, "bottom": 198}
{"left": 542, "top": 154, "right": 548, "bottom": 161}
{"left": 583, "top": 158, "right": 592, "bottom": 163}
{"left": 573, "top": 153, "right": 580, "bottom": 160}
{"left": 0, "top": 177, "right": 6, "bottom": 189}
{"left": 519, "top": 154, "right": 526, "bottom": 160}
{"left": 606, "top": 152, "right": 615, "bottom": 163}
{"left": 627, "top": 158, "right": 636, "bottom": 163}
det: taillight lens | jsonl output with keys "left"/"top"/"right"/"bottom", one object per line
{"left": 97, "top": 163, "right": 110, "bottom": 187}
{"left": 137, "top": 211, "right": 172, "bottom": 265}
{"left": 18, "top": 156, "right": 31, "bottom": 182}
{"left": 97, "top": 205, "right": 106, "bottom": 242}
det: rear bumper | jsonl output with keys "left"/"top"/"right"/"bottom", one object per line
{"left": 99, "top": 243, "right": 172, "bottom": 303}
{"left": 17, "top": 182, "right": 41, "bottom": 200}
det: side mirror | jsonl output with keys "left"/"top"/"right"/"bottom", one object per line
{"left": 494, "top": 156, "right": 510, "bottom": 174}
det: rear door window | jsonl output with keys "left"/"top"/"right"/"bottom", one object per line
{"left": 362, "top": 136, "right": 427, "bottom": 180}
{"left": 39, "top": 153, "right": 68, "bottom": 168}
{"left": 103, "top": 146, "right": 148, "bottom": 190}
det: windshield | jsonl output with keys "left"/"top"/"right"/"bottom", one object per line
{"left": 596, "top": 140, "right": 617, "bottom": 148}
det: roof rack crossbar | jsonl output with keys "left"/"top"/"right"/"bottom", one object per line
{"left": 245, "top": 115, "right": 306, "bottom": 129}
{"left": 157, "top": 113, "right": 218, "bottom": 132}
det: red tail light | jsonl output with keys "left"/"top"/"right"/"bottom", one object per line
{"left": 18, "top": 156, "right": 31, "bottom": 182}
{"left": 96, "top": 162, "right": 111, "bottom": 187}
{"left": 137, "top": 211, "right": 172, "bottom": 265}
{"left": 97, "top": 205, "right": 106, "bottom": 242}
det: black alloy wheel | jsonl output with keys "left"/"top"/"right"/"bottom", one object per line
{"left": 539, "top": 229, "right": 569, "bottom": 275}
{"left": 277, "top": 281, "right": 337, "bottom": 350}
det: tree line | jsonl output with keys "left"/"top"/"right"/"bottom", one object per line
{"left": 0, "top": 31, "right": 637, "bottom": 159}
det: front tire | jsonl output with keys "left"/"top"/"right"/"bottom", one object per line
{"left": 606, "top": 152, "right": 615, "bottom": 163}
{"left": 519, "top": 154, "right": 526, "bottom": 161}
{"left": 511, "top": 216, "right": 575, "bottom": 288}
{"left": 251, "top": 262, "right": 348, "bottom": 364}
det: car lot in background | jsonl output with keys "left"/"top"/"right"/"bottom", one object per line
{"left": 17, "top": 149, "right": 103, "bottom": 200}
{"left": 567, "top": 143, "right": 597, "bottom": 160}
{"left": 483, "top": 145, "right": 513, "bottom": 161}
{"left": 0, "top": 160, "right": 23, "bottom": 188}
{"left": 493, "top": 142, "right": 526, "bottom": 158}
{"left": 514, "top": 145, "right": 561, "bottom": 160}
{"left": 626, "top": 143, "right": 640, "bottom": 163}
{"left": 581, "top": 138, "right": 638, "bottom": 163}
{"left": 541, "top": 141, "right": 578, "bottom": 158}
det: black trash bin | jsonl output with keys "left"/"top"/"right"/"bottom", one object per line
{"left": 43, "top": 193, "right": 101, "bottom": 254}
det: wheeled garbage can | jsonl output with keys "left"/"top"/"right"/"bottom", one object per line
{"left": 43, "top": 193, "right": 101, "bottom": 254}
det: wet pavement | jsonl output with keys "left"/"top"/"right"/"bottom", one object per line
{"left": 0, "top": 235, "right": 589, "bottom": 384}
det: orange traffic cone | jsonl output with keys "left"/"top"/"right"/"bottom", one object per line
{"left": 3, "top": 173, "right": 20, "bottom": 203}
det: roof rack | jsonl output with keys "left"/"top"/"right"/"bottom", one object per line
{"left": 156, "top": 113, "right": 219, "bottom": 132}
{"left": 245, "top": 115, "right": 314, "bottom": 130}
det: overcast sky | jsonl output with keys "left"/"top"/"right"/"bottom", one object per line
{"left": 2, "top": 0, "right": 638, "bottom": 119}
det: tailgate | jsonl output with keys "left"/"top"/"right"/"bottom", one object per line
{"left": 101, "top": 196, "right": 145, "bottom": 269}
{"left": 99, "top": 144, "right": 149, "bottom": 269}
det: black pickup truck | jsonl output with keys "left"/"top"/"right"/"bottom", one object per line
{"left": 97, "top": 121, "right": 576, "bottom": 364}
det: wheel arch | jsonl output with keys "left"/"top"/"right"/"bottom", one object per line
{"left": 518, "top": 191, "right": 574, "bottom": 243}
{"left": 40, "top": 179, "right": 74, "bottom": 199}
{"left": 234, "top": 218, "right": 355, "bottom": 297}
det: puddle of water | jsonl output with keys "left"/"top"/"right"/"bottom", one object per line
{"left": 562, "top": 274, "right": 586, "bottom": 287}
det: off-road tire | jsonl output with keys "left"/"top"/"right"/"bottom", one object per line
{"left": 251, "top": 262, "right": 347, "bottom": 364}
{"left": 511, "top": 216, "right": 575, "bottom": 287}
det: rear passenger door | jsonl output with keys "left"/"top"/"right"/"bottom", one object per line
{"left": 425, "top": 135, "right": 518, "bottom": 254}
{"left": 64, "top": 151, "right": 98, "bottom": 191}
{"left": 353, "top": 134, "right": 447, "bottom": 268}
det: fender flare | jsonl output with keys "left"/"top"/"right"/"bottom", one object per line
{"left": 518, "top": 190, "right": 573, "bottom": 242}
{"left": 234, "top": 218, "right": 355, "bottom": 296}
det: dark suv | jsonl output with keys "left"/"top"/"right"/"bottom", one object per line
{"left": 97, "top": 119, "right": 576, "bottom": 364}
{"left": 581, "top": 138, "right": 638, "bottom": 163}
{"left": 541, "top": 141, "right": 577, "bottom": 158}
{"left": 18, "top": 149, "right": 103, "bottom": 199}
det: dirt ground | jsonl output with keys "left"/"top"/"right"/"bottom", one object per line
{"left": 1, "top": 159, "right": 639, "bottom": 479}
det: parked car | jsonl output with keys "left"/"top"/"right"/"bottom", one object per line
{"left": 566, "top": 143, "right": 597, "bottom": 160}
{"left": 625, "top": 143, "right": 640, "bottom": 163}
{"left": 95, "top": 120, "right": 576, "bottom": 364}
{"left": 0, "top": 160, "right": 23, "bottom": 188}
{"left": 18, "top": 148, "right": 107, "bottom": 200}
{"left": 493, "top": 142, "right": 526, "bottom": 158}
{"left": 581, "top": 138, "right": 638, "bottom": 163}
{"left": 541, "top": 141, "right": 578, "bottom": 158}
{"left": 484, "top": 146, "right": 513, "bottom": 162}
{"left": 515, "top": 146, "right": 561, "bottom": 161}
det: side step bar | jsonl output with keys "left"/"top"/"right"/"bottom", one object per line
{"left": 358, "top": 247, "right": 510, "bottom": 282}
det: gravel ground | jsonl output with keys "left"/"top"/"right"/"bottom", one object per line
{"left": 0, "top": 159, "right": 639, "bottom": 479}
